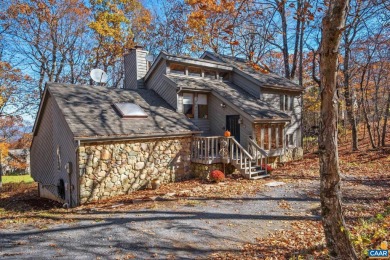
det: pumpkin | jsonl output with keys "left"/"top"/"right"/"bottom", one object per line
{"left": 224, "top": 130, "right": 231, "bottom": 137}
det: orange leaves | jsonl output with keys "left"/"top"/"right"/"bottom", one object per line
{"left": 0, "top": 142, "right": 9, "bottom": 160}
{"left": 89, "top": 0, "right": 152, "bottom": 63}
{"left": 186, "top": 0, "right": 240, "bottom": 51}
{"left": 249, "top": 62, "right": 269, "bottom": 74}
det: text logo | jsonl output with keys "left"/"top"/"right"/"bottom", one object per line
{"left": 369, "top": 241, "right": 389, "bottom": 259}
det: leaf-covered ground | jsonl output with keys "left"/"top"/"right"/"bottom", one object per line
{"left": 0, "top": 132, "right": 389, "bottom": 259}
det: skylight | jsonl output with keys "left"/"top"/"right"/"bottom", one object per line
{"left": 113, "top": 103, "right": 148, "bottom": 118}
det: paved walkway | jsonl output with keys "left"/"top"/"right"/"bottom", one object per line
{"left": 0, "top": 182, "right": 319, "bottom": 259}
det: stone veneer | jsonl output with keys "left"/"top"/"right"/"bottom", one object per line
{"left": 280, "top": 147, "right": 303, "bottom": 162}
{"left": 78, "top": 137, "right": 192, "bottom": 204}
{"left": 192, "top": 163, "right": 237, "bottom": 180}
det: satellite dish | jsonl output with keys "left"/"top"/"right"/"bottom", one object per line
{"left": 90, "top": 69, "right": 108, "bottom": 84}
{"left": 146, "top": 54, "right": 154, "bottom": 63}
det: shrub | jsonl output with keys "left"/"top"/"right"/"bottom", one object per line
{"left": 209, "top": 170, "right": 225, "bottom": 182}
{"left": 261, "top": 164, "right": 273, "bottom": 173}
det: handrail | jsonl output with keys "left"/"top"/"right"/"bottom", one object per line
{"left": 227, "top": 137, "right": 253, "bottom": 160}
{"left": 192, "top": 136, "right": 222, "bottom": 139}
{"left": 191, "top": 135, "right": 270, "bottom": 179}
{"left": 248, "top": 137, "right": 268, "bottom": 157}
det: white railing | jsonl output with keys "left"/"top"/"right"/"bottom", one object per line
{"left": 227, "top": 137, "right": 254, "bottom": 175}
{"left": 191, "top": 135, "right": 270, "bottom": 178}
{"left": 248, "top": 136, "right": 269, "bottom": 174}
{"left": 191, "top": 136, "right": 222, "bottom": 164}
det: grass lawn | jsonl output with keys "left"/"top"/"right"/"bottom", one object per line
{"left": 2, "top": 174, "right": 34, "bottom": 184}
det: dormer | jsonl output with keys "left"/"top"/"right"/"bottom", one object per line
{"left": 167, "top": 62, "right": 229, "bottom": 81}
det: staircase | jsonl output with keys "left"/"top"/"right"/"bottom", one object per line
{"left": 227, "top": 137, "right": 270, "bottom": 179}
{"left": 191, "top": 136, "right": 270, "bottom": 180}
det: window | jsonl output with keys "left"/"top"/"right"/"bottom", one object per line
{"left": 57, "top": 145, "right": 61, "bottom": 170}
{"left": 280, "top": 95, "right": 294, "bottom": 111}
{"left": 170, "top": 63, "right": 185, "bottom": 75}
{"left": 188, "top": 67, "right": 201, "bottom": 77}
{"left": 286, "top": 133, "right": 294, "bottom": 147}
{"left": 204, "top": 70, "right": 216, "bottom": 79}
{"left": 219, "top": 72, "right": 229, "bottom": 81}
{"left": 197, "top": 94, "right": 208, "bottom": 119}
{"left": 113, "top": 103, "right": 148, "bottom": 118}
{"left": 183, "top": 93, "right": 194, "bottom": 118}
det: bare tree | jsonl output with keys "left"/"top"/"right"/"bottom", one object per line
{"left": 319, "top": 0, "right": 358, "bottom": 258}
{"left": 5, "top": 0, "right": 90, "bottom": 96}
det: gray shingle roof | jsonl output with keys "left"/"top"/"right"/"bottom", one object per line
{"left": 166, "top": 74, "right": 289, "bottom": 120}
{"left": 47, "top": 83, "right": 199, "bottom": 139}
{"left": 203, "top": 51, "right": 303, "bottom": 91}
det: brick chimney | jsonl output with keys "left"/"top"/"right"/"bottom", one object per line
{"left": 124, "top": 46, "right": 148, "bottom": 89}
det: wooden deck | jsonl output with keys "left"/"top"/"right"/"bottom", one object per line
{"left": 191, "top": 135, "right": 278, "bottom": 179}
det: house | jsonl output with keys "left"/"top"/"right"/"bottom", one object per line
{"left": 31, "top": 46, "right": 304, "bottom": 207}
{"left": 2, "top": 149, "right": 30, "bottom": 175}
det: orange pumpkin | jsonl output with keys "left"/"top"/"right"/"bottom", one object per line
{"left": 224, "top": 130, "right": 231, "bottom": 137}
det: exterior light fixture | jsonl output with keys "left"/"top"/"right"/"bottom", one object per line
{"left": 220, "top": 103, "right": 226, "bottom": 108}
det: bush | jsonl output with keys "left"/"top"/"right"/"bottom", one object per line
{"left": 261, "top": 164, "right": 273, "bottom": 173}
{"left": 210, "top": 170, "right": 225, "bottom": 182}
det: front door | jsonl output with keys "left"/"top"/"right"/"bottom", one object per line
{"left": 226, "top": 115, "right": 240, "bottom": 142}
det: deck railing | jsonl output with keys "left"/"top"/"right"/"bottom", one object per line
{"left": 191, "top": 136, "right": 222, "bottom": 164}
{"left": 227, "top": 137, "right": 254, "bottom": 175}
{"left": 248, "top": 136, "right": 269, "bottom": 174}
{"left": 191, "top": 136, "right": 258, "bottom": 176}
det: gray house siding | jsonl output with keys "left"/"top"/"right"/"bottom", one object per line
{"left": 124, "top": 52, "right": 137, "bottom": 89}
{"left": 208, "top": 94, "right": 253, "bottom": 148}
{"left": 146, "top": 61, "right": 178, "bottom": 109}
{"left": 124, "top": 48, "right": 148, "bottom": 89}
{"left": 261, "top": 89, "right": 302, "bottom": 147}
{"left": 231, "top": 69, "right": 260, "bottom": 98}
{"left": 52, "top": 97, "right": 78, "bottom": 206}
{"left": 31, "top": 94, "right": 56, "bottom": 198}
{"left": 31, "top": 92, "right": 77, "bottom": 206}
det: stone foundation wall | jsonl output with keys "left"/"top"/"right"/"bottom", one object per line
{"left": 78, "top": 137, "right": 192, "bottom": 204}
{"left": 280, "top": 147, "right": 304, "bottom": 163}
{"left": 265, "top": 147, "right": 304, "bottom": 168}
{"left": 192, "top": 163, "right": 236, "bottom": 180}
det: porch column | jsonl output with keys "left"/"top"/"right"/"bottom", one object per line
{"left": 268, "top": 127, "right": 272, "bottom": 151}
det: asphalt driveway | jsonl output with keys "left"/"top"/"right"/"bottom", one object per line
{"left": 0, "top": 181, "right": 320, "bottom": 259}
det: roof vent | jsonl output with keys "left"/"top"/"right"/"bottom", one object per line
{"left": 113, "top": 103, "right": 148, "bottom": 118}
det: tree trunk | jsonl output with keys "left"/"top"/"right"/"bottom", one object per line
{"left": 343, "top": 43, "right": 358, "bottom": 150}
{"left": 319, "top": 0, "right": 357, "bottom": 259}
{"left": 290, "top": 0, "right": 301, "bottom": 80}
{"left": 277, "top": 0, "right": 290, "bottom": 79}
{"left": 298, "top": 8, "right": 304, "bottom": 86}
{"left": 381, "top": 91, "right": 390, "bottom": 146}
{"left": 360, "top": 66, "right": 376, "bottom": 149}
{"left": 0, "top": 153, "right": 2, "bottom": 190}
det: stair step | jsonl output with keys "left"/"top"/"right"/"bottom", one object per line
{"left": 250, "top": 174, "right": 271, "bottom": 180}
{"left": 249, "top": 169, "right": 266, "bottom": 174}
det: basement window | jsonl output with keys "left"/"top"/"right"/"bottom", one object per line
{"left": 114, "top": 103, "right": 148, "bottom": 118}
